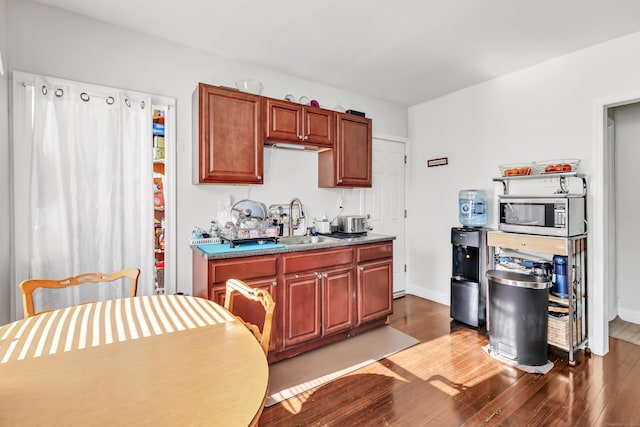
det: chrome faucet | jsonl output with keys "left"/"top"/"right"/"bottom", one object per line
{"left": 288, "top": 198, "right": 304, "bottom": 236}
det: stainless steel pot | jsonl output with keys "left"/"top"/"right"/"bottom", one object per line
{"left": 337, "top": 215, "right": 370, "bottom": 234}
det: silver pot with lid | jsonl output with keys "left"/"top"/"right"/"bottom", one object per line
{"left": 337, "top": 215, "right": 371, "bottom": 234}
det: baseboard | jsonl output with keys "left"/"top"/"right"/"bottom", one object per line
{"left": 405, "top": 283, "right": 449, "bottom": 306}
{"left": 617, "top": 307, "right": 640, "bottom": 324}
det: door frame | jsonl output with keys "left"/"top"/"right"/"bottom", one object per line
{"left": 593, "top": 89, "right": 640, "bottom": 356}
{"left": 362, "top": 133, "right": 408, "bottom": 297}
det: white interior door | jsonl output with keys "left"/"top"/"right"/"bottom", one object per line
{"left": 364, "top": 138, "right": 406, "bottom": 295}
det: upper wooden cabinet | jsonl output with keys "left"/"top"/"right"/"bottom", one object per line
{"left": 263, "top": 98, "right": 334, "bottom": 148}
{"left": 318, "top": 113, "right": 372, "bottom": 188}
{"left": 192, "top": 84, "right": 264, "bottom": 184}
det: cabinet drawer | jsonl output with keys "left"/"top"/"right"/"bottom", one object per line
{"left": 487, "top": 232, "right": 568, "bottom": 255}
{"left": 209, "top": 255, "right": 278, "bottom": 283}
{"left": 283, "top": 248, "right": 353, "bottom": 273}
{"left": 356, "top": 242, "right": 393, "bottom": 263}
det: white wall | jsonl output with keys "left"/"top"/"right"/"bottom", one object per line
{"left": 0, "top": 0, "right": 10, "bottom": 325}
{"left": 613, "top": 103, "right": 640, "bottom": 323}
{"left": 0, "top": 0, "right": 407, "bottom": 321}
{"left": 407, "top": 31, "right": 640, "bottom": 356}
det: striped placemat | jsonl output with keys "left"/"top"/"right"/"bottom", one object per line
{"left": 0, "top": 295, "right": 234, "bottom": 364}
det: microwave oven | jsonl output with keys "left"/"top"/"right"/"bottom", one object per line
{"left": 498, "top": 196, "right": 586, "bottom": 237}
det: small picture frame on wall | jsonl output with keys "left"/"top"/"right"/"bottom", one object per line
{"left": 427, "top": 157, "right": 448, "bottom": 167}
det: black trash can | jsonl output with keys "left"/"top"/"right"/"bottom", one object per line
{"left": 487, "top": 270, "right": 551, "bottom": 366}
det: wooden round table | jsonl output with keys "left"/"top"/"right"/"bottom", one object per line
{"left": 0, "top": 295, "right": 269, "bottom": 426}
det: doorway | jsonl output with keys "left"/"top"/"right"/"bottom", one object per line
{"left": 363, "top": 137, "right": 406, "bottom": 296}
{"left": 593, "top": 89, "right": 640, "bottom": 355}
{"left": 608, "top": 103, "right": 640, "bottom": 326}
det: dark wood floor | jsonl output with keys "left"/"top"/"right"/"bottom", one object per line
{"left": 259, "top": 295, "right": 640, "bottom": 426}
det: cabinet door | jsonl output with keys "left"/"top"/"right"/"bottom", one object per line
{"left": 264, "top": 98, "right": 302, "bottom": 143}
{"left": 194, "top": 84, "right": 263, "bottom": 184}
{"left": 318, "top": 113, "right": 372, "bottom": 188}
{"left": 303, "top": 108, "right": 333, "bottom": 147}
{"left": 283, "top": 272, "right": 322, "bottom": 348}
{"left": 264, "top": 98, "right": 334, "bottom": 147}
{"left": 322, "top": 266, "right": 355, "bottom": 336}
{"left": 357, "top": 258, "right": 393, "bottom": 325}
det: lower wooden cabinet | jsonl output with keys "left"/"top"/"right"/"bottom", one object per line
{"left": 322, "top": 266, "right": 356, "bottom": 336}
{"left": 283, "top": 264, "right": 355, "bottom": 350}
{"left": 357, "top": 259, "right": 393, "bottom": 325}
{"left": 283, "top": 272, "right": 322, "bottom": 347}
{"left": 192, "top": 241, "right": 392, "bottom": 363}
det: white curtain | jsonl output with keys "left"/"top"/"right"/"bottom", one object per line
{"left": 29, "top": 76, "right": 154, "bottom": 312}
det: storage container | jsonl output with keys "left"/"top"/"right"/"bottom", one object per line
{"left": 487, "top": 269, "right": 551, "bottom": 366}
{"left": 552, "top": 255, "right": 569, "bottom": 297}
{"left": 459, "top": 190, "right": 487, "bottom": 227}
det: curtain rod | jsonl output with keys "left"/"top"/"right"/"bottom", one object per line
{"left": 20, "top": 81, "right": 150, "bottom": 108}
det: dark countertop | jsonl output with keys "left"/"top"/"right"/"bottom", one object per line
{"left": 192, "top": 233, "right": 396, "bottom": 260}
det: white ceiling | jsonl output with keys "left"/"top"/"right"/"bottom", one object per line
{"left": 33, "top": 0, "right": 640, "bottom": 106}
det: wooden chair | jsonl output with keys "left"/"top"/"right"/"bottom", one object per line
{"left": 19, "top": 268, "right": 140, "bottom": 318}
{"left": 224, "top": 279, "right": 275, "bottom": 355}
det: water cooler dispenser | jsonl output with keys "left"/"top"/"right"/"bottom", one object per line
{"left": 450, "top": 227, "right": 488, "bottom": 327}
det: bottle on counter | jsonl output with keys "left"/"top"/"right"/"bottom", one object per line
{"left": 209, "top": 220, "right": 219, "bottom": 238}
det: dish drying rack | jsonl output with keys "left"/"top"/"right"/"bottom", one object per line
{"left": 218, "top": 226, "right": 280, "bottom": 248}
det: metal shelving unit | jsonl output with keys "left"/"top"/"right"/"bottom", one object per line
{"left": 487, "top": 231, "right": 588, "bottom": 366}
{"left": 493, "top": 171, "right": 587, "bottom": 196}
{"left": 489, "top": 172, "right": 589, "bottom": 366}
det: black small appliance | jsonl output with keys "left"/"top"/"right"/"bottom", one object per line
{"left": 450, "top": 227, "right": 488, "bottom": 327}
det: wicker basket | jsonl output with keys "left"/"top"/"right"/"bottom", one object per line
{"left": 548, "top": 313, "right": 581, "bottom": 348}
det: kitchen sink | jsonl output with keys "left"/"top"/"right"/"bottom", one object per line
{"left": 279, "top": 235, "right": 338, "bottom": 246}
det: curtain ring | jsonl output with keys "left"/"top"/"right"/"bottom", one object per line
{"left": 80, "top": 92, "right": 90, "bottom": 102}
{"left": 125, "top": 98, "right": 131, "bottom": 108}
{"left": 140, "top": 100, "right": 145, "bottom": 109}
{"left": 54, "top": 88, "right": 64, "bottom": 98}
{"left": 106, "top": 96, "right": 115, "bottom": 105}
{"left": 41, "top": 85, "right": 48, "bottom": 95}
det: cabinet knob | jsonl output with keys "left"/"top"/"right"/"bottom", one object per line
{"left": 323, "top": 273, "right": 328, "bottom": 278}
{"left": 298, "top": 135, "right": 304, "bottom": 140}
{"left": 257, "top": 175, "right": 262, "bottom": 180}
{"left": 315, "top": 272, "right": 323, "bottom": 279}
{"left": 359, "top": 266, "right": 365, "bottom": 271}
{"left": 272, "top": 281, "right": 277, "bottom": 287}
{"left": 521, "top": 242, "right": 527, "bottom": 246}
{"left": 303, "top": 135, "right": 309, "bottom": 141}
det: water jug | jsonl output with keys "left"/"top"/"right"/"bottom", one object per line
{"left": 458, "top": 190, "right": 487, "bottom": 227}
{"left": 552, "top": 255, "right": 569, "bottom": 298}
